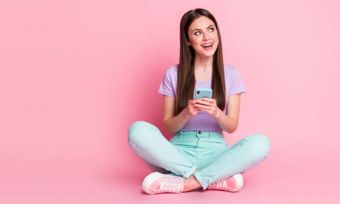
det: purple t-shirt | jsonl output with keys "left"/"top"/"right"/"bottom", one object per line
{"left": 158, "top": 64, "right": 246, "bottom": 134}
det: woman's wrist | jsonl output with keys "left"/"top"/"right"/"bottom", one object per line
{"left": 214, "top": 108, "right": 223, "bottom": 120}
{"left": 181, "top": 107, "right": 193, "bottom": 120}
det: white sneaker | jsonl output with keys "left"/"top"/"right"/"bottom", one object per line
{"left": 207, "top": 174, "right": 244, "bottom": 192}
{"left": 142, "top": 172, "right": 184, "bottom": 194}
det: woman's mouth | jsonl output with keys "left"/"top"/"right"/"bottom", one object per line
{"left": 201, "top": 43, "right": 214, "bottom": 50}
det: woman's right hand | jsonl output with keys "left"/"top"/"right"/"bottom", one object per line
{"left": 184, "top": 99, "right": 201, "bottom": 117}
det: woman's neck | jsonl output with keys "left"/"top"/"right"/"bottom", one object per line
{"left": 194, "top": 56, "right": 213, "bottom": 72}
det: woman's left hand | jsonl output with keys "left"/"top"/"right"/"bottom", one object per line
{"left": 194, "top": 98, "right": 222, "bottom": 119}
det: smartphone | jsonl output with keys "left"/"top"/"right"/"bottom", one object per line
{"left": 193, "top": 88, "right": 213, "bottom": 99}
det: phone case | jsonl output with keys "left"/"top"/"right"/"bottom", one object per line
{"left": 194, "top": 88, "right": 213, "bottom": 99}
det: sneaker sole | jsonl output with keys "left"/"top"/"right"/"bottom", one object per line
{"left": 231, "top": 174, "right": 244, "bottom": 192}
{"left": 142, "top": 172, "right": 163, "bottom": 194}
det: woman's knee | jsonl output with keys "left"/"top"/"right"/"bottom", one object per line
{"left": 244, "top": 133, "right": 271, "bottom": 159}
{"left": 128, "top": 120, "right": 158, "bottom": 144}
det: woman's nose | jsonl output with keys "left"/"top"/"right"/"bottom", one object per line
{"left": 202, "top": 31, "right": 210, "bottom": 41}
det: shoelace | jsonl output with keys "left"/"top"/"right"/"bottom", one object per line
{"left": 159, "top": 180, "right": 183, "bottom": 193}
{"left": 210, "top": 179, "right": 230, "bottom": 190}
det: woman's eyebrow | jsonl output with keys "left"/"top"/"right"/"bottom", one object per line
{"left": 191, "top": 25, "right": 215, "bottom": 32}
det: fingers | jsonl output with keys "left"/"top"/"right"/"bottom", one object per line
{"left": 194, "top": 103, "right": 212, "bottom": 111}
{"left": 194, "top": 98, "right": 217, "bottom": 113}
{"left": 195, "top": 98, "right": 216, "bottom": 105}
{"left": 189, "top": 98, "right": 215, "bottom": 105}
{"left": 187, "top": 100, "right": 201, "bottom": 115}
{"left": 201, "top": 98, "right": 215, "bottom": 102}
{"left": 188, "top": 98, "right": 216, "bottom": 115}
{"left": 188, "top": 99, "right": 196, "bottom": 105}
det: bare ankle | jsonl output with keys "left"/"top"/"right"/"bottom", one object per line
{"left": 183, "top": 175, "right": 202, "bottom": 192}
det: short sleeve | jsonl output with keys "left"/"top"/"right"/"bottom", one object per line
{"left": 158, "top": 67, "right": 176, "bottom": 97}
{"left": 228, "top": 68, "right": 246, "bottom": 96}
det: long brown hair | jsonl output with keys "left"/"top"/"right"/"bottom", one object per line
{"left": 174, "top": 8, "right": 226, "bottom": 116}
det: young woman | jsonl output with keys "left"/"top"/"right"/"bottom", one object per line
{"left": 128, "top": 8, "right": 270, "bottom": 195}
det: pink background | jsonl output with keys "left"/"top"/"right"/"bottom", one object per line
{"left": 1, "top": 0, "right": 340, "bottom": 203}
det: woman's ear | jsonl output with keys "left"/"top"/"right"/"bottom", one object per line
{"left": 187, "top": 41, "right": 192, "bottom": 46}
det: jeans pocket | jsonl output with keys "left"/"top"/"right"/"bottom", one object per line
{"left": 169, "top": 134, "right": 181, "bottom": 144}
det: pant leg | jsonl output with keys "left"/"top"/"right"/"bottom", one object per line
{"left": 128, "top": 121, "right": 197, "bottom": 178}
{"left": 194, "top": 133, "right": 271, "bottom": 189}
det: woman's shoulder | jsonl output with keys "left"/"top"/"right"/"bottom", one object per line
{"left": 224, "top": 64, "right": 237, "bottom": 73}
{"left": 224, "top": 64, "right": 243, "bottom": 78}
{"left": 163, "top": 64, "right": 179, "bottom": 78}
{"left": 165, "top": 64, "right": 179, "bottom": 73}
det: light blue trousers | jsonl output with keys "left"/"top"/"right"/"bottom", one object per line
{"left": 128, "top": 121, "right": 270, "bottom": 189}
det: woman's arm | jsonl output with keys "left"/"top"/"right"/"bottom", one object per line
{"left": 162, "top": 96, "right": 199, "bottom": 134}
{"left": 163, "top": 94, "right": 242, "bottom": 134}
{"left": 194, "top": 94, "right": 241, "bottom": 133}
{"left": 215, "top": 94, "right": 241, "bottom": 133}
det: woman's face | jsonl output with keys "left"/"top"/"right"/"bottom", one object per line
{"left": 187, "top": 16, "right": 219, "bottom": 59}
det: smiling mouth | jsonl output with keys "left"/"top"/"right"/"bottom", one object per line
{"left": 201, "top": 43, "right": 214, "bottom": 50}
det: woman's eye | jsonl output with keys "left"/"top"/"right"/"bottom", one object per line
{"left": 194, "top": 31, "right": 201, "bottom": 36}
{"left": 208, "top": 27, "right": 215, "bottom": 32}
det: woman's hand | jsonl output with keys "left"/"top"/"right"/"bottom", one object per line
{"left": 184, "top": 99, "right": 201, "bottom": 117}
{"left": 194, "top": 98, "right": 222, "bottom": 119}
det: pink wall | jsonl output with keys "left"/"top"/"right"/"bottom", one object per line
{"left": 1, "top": 0, "right": 340, "bottom": 202}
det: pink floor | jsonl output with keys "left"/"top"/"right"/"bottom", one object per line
{"left": 1, "top": 151, "right": 339, "bottom": 204}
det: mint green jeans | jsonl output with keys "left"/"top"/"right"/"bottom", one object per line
{"left": 128, "top": 121, "right": 270, "bottom": 189}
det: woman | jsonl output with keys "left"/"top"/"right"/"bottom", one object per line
{"left": 128, "top": 8, "right": 270, "bottom": 195}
